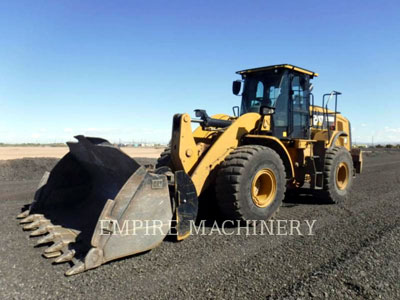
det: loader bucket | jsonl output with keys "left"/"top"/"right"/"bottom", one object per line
{"left": 17, "top": 136, "right": 173, "bottom": 275}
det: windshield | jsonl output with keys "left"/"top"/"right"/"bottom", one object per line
{"left": 241, "top": 70, "right": 287, "bottom": 115}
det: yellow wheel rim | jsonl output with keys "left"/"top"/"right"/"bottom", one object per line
{"left": 336, "top": 162, "right": 349, "bottom": 190}
{"left": 251, "top": 169, "right": 277, "bottom": 208}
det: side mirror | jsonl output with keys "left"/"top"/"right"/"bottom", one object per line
{"left": 232, "top": 80, "right": 242, "bottom": 95}
{"left": 309, "top": 84, "right": 314, "bottom": 92}
{"left": 232, "top": 106, "right": 239, "bottom": 117}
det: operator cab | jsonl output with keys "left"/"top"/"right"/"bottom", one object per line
{"left": 233, "top": 64, "right": 318, "bottom": 140}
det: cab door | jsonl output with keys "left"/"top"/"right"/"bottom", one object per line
{"left": 289, "top": 75, "right": 310, "bottom": 139}
{"left": 271, "top": 72, "right": 290, "bottom": 139}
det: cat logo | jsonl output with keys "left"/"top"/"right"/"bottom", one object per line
{"left": 313, "top": 114, "right": 334, "bottom": 126}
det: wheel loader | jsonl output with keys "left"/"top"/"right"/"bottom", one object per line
{"left": 17, "top": 64, "right": 363, "bottom": 275}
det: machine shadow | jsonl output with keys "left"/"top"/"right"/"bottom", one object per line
{"left": 283, "top": 188, "right": 330, "bottom": 207}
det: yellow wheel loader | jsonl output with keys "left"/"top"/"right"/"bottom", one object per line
{"left": 17, "top": 64, "right": 363, "bottom": 275}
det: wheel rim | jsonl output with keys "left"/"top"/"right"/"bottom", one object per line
{"left": 336, "top": 162, "right": 349, "bottom": 190}
{"left": 251, "top": 169, "right": 277, "bottom": 208}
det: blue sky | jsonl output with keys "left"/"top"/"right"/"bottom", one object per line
{"left": 0, "top": 0, "right": 399, "bottom": 144}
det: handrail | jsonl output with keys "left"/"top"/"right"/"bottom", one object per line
{"left": 322, "top": 91, "right": 342, "bottom": 140}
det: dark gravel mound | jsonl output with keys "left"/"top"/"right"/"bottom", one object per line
{"left": 0, "top": 158, "right": 59, "bottom": 181}
{"left": 133, "top": 157, "right": 157, "bottom": 167}
{"left": 0, "top": 157, "right": 156, "bottom": 182}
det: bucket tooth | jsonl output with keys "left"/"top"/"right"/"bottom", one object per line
{"left": 20, "top": 214, "right": 42, "bottom": 224}
{"left": 17, "top": 210, "right": 29, "bottom": 219}
{"left": 30, "top": 224, "right": 53, "bottom": 237}
{"left": 22, "top": 219, "right": 50, "bottom": 230}
{"left": 60, "top": 237, "right": 74, "bottom": 245}
{"left": 23, "top": 220, "right": 41, "bottom": 230}
{"left": 26, "top": 219, "right": 51, "bottom": 233}
{"left": 46, "top": 225, "right": 62, "bottom": 234}
{"left": 30, "top": 227, "right": 46, "bottom": 237}
{"left": 43, "top": 251, "right": 62, "bottom": 258}
{"left": 50, "top": 228, "right": 78, "bottom": 244}
{"left": 44, "top": 241, "right": 64, "bottom": 253}
{"left": 54, "top": 250, "right": 75, "bottom": 264}
{"left": 37, "top": 233, "right": 55, "bottom": 245}
{"left": 65, "top": 261, "right": 85, "bottom": 276}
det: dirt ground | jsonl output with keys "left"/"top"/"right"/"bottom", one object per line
{"left": 0, "top": 146, "right": 163, "bottom": 160}
{"left": 0, "top": 151, "right": 399, "bottom": 299}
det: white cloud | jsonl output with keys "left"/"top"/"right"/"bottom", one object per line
{"left": 83, "top": 127, "right": 117, "bottom": 134}
{"left": 372, "top": 127, "right": 400, "bottom": 144}
{"left": 354, "top": 126, "right": 400, "bottom": 144}
{"left": 384, "top": 127, "right": 400, "bottom": 133}
{"left": 85, "top": 127, "right": 99, "bottom": 132}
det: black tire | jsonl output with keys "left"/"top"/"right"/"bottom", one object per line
{"left": 215, "top": 145, "right": 286, "bottom": 221}
{"left": 156, "top": 147, "right": 172, "bottom": 169}
{"left": 320, "top": 146, "right": 353, "bottom": 204}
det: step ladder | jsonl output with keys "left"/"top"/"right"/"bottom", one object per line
{"left": 310, "top": 141, "right": 325, "bottom": 190}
